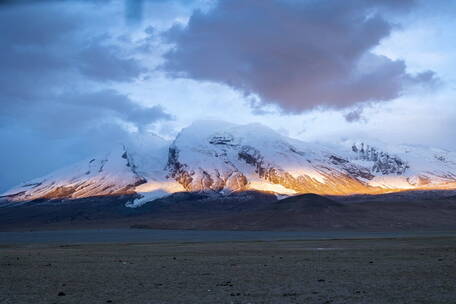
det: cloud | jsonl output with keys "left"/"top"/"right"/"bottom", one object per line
{"left": 162, "top": 0, "right": 437, "bottom": 112}
{"left": 0, "top": 5, "right": 146, "bottom": 101}
{"left": 0, "top": 2, "right": 172, "bottom": 190}
{"left": 344, "top": 107, "right": 366, "bottom": 123}
{"left": 62, "top": 89, "right": 173, "bottom": 131}
{"left": 78, "top": 41, "right": 146, "bottom": 82}
{"left": 0, "top": 3, "right": 170, "bottom": 130}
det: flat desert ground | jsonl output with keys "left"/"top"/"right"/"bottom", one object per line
{"left": 1, "top": 231, "right": 456, "bottom": 304}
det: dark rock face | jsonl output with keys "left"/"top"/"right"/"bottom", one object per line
{"left": 167, "top": 146, "right": 194, "bottom": 190}
{"left": 329, "top": 155, "right": 349, "bottom": 165}
{"left": 208, "top": 134, "right": 236, "bottom": 146}
{"left": 166, "top": 145, "right": 248, "bottom": 192}
{"left": 121, "top": 147, "right": 146, "bottom": 186}
{"left": 333, "top": 157, "right": 375, "bottom": 180}
{"left": 352, "top": 143, "right": 409, "bottom": 175}
{"left": 238, "top": 145, "right": 266, "bottom": 176}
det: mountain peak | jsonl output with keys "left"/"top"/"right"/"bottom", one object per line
{"left": 3, "top": 121, "right": 456, "bottom": 205}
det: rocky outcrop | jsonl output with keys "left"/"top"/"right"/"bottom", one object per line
{"left": 166, "top": 145, "right": 248, "bottom": 192}
{"left": 352, "top": 143, "right": 409, "bottom": 175}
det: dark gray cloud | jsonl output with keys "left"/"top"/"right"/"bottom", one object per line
{"left": 0, "top": 3, "right": 167, "bottom": 129}
{"left": 78, "top": 41, "right": 146, "bottom": 82}
{"left": 162, "top": 0, "right": 437, "bottom": 112}
{"left": 0, "top": 89, "right": 171, "bottom": 138}
{"left": 344, "top": 107, "right": 366, "bottom": 123}
{"left": 62, "top": 90, "right": 172, "bottom": 131}
{"left": 0, "top": 4, "right": 145, "bottom": 103}
{"left": 0, "top": 2, "right": 171, "bottom": 190}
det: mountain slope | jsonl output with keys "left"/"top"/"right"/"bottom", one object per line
{"left": 2, "top": 120, "right": 456, "bottom": 204}
{"left": 2, "top": 145, "right": 147, "bottom": 202}
{"left": 348, "top": 142, "right": 456, "bottom": 190}
{"left": 167, "top": 121, "right": 381, "bottom": 195}
{"left": 1, "top": 133, "right": 180, "bottom": 204}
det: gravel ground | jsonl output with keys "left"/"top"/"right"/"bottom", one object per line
{"left": 1, "top": 237, "right": 456, "bottom": 304}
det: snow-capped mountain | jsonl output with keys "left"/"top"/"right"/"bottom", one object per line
{"left": 2, "top": 145, "right": 146, "bottom": 202}
{"left": 3, "top": 120, "right": 456, "bottom": 205}
{"left": 1, "top": 133, "right": 180, "bottom": 204}
{"left": 348, "top": 142, "right": 456, "bottom": 190}
{"left": 167, "top": 121, "right": 375, "bottom": 195}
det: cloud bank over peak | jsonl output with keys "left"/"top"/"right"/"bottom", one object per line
{"left": 162, "top": 0, "right": 437, "bottom": 112}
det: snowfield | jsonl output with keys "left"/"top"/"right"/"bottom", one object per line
{"left": 3, "top": 120, "right": 456, "bottom": 206}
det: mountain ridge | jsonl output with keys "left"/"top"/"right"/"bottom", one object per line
{"left": 3, "top": 120, "right": 456, "bottom": 205}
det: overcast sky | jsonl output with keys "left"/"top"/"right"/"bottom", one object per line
{"left": 1, "top": 0, "right": 455, "bottom": 191}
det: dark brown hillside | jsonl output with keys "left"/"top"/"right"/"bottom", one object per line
{"left": 1, "top": 190, "right": 456, "bottom": 232}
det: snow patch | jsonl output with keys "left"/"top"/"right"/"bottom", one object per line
{"left": 247, "top": 180, "right": 297, "bottom": 195}
{"left": 126, "top": 179, "right": 186, "bottom": 208}
{"left": 126, "top": 190, "right": 170, "bottom": 208}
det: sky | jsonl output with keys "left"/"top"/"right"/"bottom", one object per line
{"left": 0, "top": 0, "right": 455, "bottom": 191}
